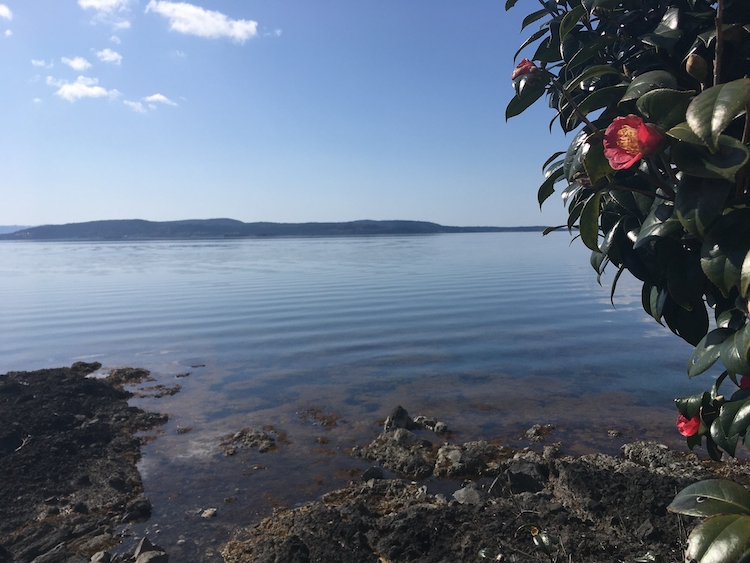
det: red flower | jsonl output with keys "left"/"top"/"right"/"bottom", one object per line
{"left": 677, "top": 413, "right": 701, "bottom": 437}
{"left": 512, "top": 58, "right": 537, "bottom": 80}
{"left": 603, "top": 115, "right": 663, "bottom": 170}
{"left": 740, "top": 376, "right": 750, "bottom": 389}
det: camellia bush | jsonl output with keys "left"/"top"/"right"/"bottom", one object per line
{"left": 507, "top": 0, "right": 750, "bottom": 558}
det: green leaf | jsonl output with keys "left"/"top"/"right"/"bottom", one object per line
{"left": 620, "top": 71, "right": 679, "bottom": 104}
{"left": 671, "top": 136, "right": 750, "bottom": 182}
{"left": 669, "top": 480, "right": 750, "bottom": 517}
{"left": 542, "top": 151, "right": 566, "bottom": 171}
{"left": 686, "top": 78, "right": 750, "bottom": 152}
{"left": 564, "top": 65, "right": 623, "bottom": 95}
{"left": 522, "top": 9, "right": 550, "bottom": 31}
{"left": 675, "top": 175, "right": 732, "bottom": 239}
{"left": 506, "top": 82, "right": 547, "bottom": 120}
{"left": 721, "top": 324, "right": 750, "bottom": 376}
{"left": 579, "top": 191, "right": 601, "bottom": 251}
{"left": 675, "top": 391, "right": 710, "bottom": 418}
{"left": 725, "top": 396, "right": 750, "bottom": 437}
{"left": 701, "top": 209, "right": 750, "bottom": 297}
{"left": 634, "top": 202, "right": 681, "bottom": 249}
{"left": 668, "top": 122, "right": 708, "bottom": 145}
{"left": 688, "top": 328, "right": 735, "bottom": 377}
{"left": 563, "top": 130, "right": 589, "bottom": 181}
{"left": 710, "top": 417, "right": 739, "bottom": 455}
{"left": 538, "top": 166, "right": 565, "bottom": 207}
{"left": 542, "top": 225, "right": 567, "bottom": 235}
{"left": 514, "top": 28, "right": 549, "bottom": 61}
{"left": 559, "top": 5, "right": 585, "bottom": 42}
{"left": 505, "top": 0, "right": 520, "bottom": 9}
{"left": 636, "top": 89, "right": 694, "bottom": 130}
{"left": 565, "top": 35, "right": 618, "bottom": 70}
{"left": 583, "top": 139, "right": 614, "bottom": 184}
{"left": 639, "top": 8, "right": 683, "bottom": 54}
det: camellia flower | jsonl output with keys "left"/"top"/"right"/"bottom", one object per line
{"left": 603, "top": 115, "right": 663, "bottom": 170}
{"left": 676, "top": 413, "right": 701, "bottom": 437}
{"left": 740, "top": 375, "right": 750, "bottom": 389}
{"left": 511, "top": 58, "right": 537, "bottom": 80}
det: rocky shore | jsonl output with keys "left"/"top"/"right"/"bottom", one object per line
{"left": 4, "top": 364, "right": 750, "bottom": 563}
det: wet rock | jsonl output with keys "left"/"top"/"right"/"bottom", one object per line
{"left": 124, "top": 498, "right": 152, "bottom": 522}
{"left": 219, "top": 428, "right": 277, "bottom": 455}
{"left": 134, "top": 552, "right": 168, "bottom": 563}
{"left": 90, "top": 552, "right": 111, "bottom": 563}
{"left": 361, "top": 466, "right": 384, "bottom": 481}
{"left": 434, "top": 441, "right": 508, "bottom": 478}
{"left": 201, "top": 508, "right": 218, "bottom": 519}
{"left": 524, "top": 424, "right": 555, "bottom": 443}
{"left": 452, "top": 482, "right": 487, "bottom": 505}
{"left": 384, "top": 406, "right": 416, "bottom": 432}
{"left": 351, "top": 429, "right": 433, "bottom": 479}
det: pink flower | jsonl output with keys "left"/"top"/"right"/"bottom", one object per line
{"left": 677, "top": 413, "right": 701, "bottom": 437}
{"left": 512, "top": 58, "right": 537, "bottom": 80}
{"left": 603, "top": 115, "right": 663, "bottom": 170}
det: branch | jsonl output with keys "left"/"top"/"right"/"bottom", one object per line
{"left": 549, "top": 77, "right": 602, "bottom": 135}
{"left": 714, "top": 0, "right": 724, "bottom": 86}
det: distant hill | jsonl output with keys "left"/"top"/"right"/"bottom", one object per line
{"left": 0, "top": 225, "right": 33, "bottom": 235}
{"left": 0, "top": 219, "right": 546, "bottom": 241}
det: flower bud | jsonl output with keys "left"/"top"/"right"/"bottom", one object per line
{"left": 511, "top": 58, "right": 537, "bottom": 80}
{"left": 686, "top": 53, "right": 708, "bottom": 83}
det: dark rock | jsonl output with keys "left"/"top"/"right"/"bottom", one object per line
{"left": 361, "top": 466, "right": 384, "bottom": 481}
{"left": 452, "top": 483, "right": 486, "bottom": 505}
{"left": 384, "top": 406, "right": 416, "bottom": 432}
{"left": 90, "top": 552, "right": 111, "bottom": 563}
{"left": 506, "top": 457, "right": 549, "bottom": 493}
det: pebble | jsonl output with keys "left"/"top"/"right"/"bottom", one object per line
{"left": 201, "top": 508, "right": 218, "bottom": 518}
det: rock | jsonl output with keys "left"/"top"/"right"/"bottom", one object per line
{"left": 433, "top": 441, "right": 507, "bottom": 478}
{"left": 452, "top": 483, "right": 486, "bottom": 505}
{"left": 133, "top": 537, "right": 157, "bottom": 559}
{"left": 506, "top": 456, "right": 549, "bottom": 493}
{"left": 524, "top": 424, "right": 555, "bottom": 442}
{"left": 636, "top": 519, "right": 655, "bottom": 541}
{"left": 124, "top": 498, "right": 152, "bottom": 522}
{"left": 383, "top": 406, "right": 416, "bottom": 432}
{"left": 351, "top": 430, "right": 433, "bottom": 479}
{"left": 90, "top": 552, "right": 111, "bottom": 563}
{"left": 201, "top": 508, "right": 218, "bottom": 519}
{"left": 361, "top": 466, "right": 384, "bottom": 481}
{"left": 135, "top": 552, "right": 168, "bottom": 563}
{"left": 433, "top": 421, "right": 448, "bottom": 434}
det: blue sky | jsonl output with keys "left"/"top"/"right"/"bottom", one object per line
{"left": 0, "top": 0, "right": 570, "bottom": 227}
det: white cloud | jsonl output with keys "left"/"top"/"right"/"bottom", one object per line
{"left": 33, "top": 98, "right": 42, "bottom": 103}
{"left": 113, "top": 20, "right": 131, "bottom": 29}
{"left": 145, "top": 1, "right": 258, "bottom": 43}
{"left": 32, "top": 59, "right": 54, "bottom": 69}
{"left": 62, "top": 57, "right": 92, "bottom": 71}
{"left": 96, "top": 48, "right": 122, "bottom": 64}
{"left": 78, "top": 0, "right": 129, "bottom": 11}
{"left": 144, "top": 93, "right": 177, "bottom": 106}
{"left": 4, "top": 29, "right": 10, "bottom": 37}
{"left": 47, "top": 75, "right": 120, "bottom": 102}
{"left": 110, "top": 35, "right": 121, "bottom": 44}
{"left": 0, "top": 5, "right": 11, "bottom": 20}
{"left": 124, "top": 100, "right": 147, "bottom": 113}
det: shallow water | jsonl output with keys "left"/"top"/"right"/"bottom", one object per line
{"left": 0, "top": 233, "right": 713, "bottom": 561}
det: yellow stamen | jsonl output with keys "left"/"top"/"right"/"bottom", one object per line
{"left": 616, "top": 125, "right": 640, "bottom": 155}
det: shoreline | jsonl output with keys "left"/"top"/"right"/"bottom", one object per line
{"left": 3, "top": 364, "right": 749, "bottom": 563}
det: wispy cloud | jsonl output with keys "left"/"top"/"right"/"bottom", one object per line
{"left": 32, "top": 59, "right": 48, "bottom": 67}
{"left": 125, "top": 93, "right": 178, "bottom": 113}
{"left": 144, "top": 93, "right": 177, "bottom": 106}
{"left": 4, "top": 29, "right": 11, "bottom": 37}
{"left": 61, "top": 57, "right": 92, "bottom": 71}
{"left": 0, "top": 5, "right": 12, "bottom": 20}
{"left": 79, "top": 0, "right": 131, "bottom": 29}
{"left": 96, "top": 48, "right": 122, "bottom": 64}
{"left": 110, "top": 35, "right": 121, "bottom": 44}
{"left": 47, "top": 76, "right": 120, "bottom": 102}
{"left": 124, "top": 100, "right": 147, "bottom": 113}
{"left": 145, "top": 1, "right": 258, "bottom": 43}
{"left": 78, "top": 0, "right": 129, "bottom": 11}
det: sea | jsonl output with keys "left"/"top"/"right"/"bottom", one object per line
{"left": 0, "top": 232, "right": 712, "bottom": 561}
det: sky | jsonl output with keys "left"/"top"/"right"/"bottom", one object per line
{"left": 0, "top": 0, "right": 572, "bottom": 227}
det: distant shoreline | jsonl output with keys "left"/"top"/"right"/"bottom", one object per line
{"left": 0, "top": 219, "right": 549, "bottom": 241}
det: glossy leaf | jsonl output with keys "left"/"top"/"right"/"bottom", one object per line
{"left": 563, "top": 130, "right": 589, "bottom": 181}
{"left": 686, "top": 78, "right": 750, "bottom": 152}
{"left": 668, "top": 122, "right": 708, "bottom": 145}
{"left": 636, "top": 89, "right": 694, "bottom": 130}
{"left": 506, "top": 82, "right": 548, "bottom": 120}
{"left": 620, "top": 71, "right": 679, "bottom": 104}
{"left": 559, "top": 5, "right": 586, "bottom": 42}
{"left": 688, "top": 329, "right": 735, "bottom": 377}
{"left": 538, "top": 166, "right": 565, "bottom": 207}
{"left": 675, "top": 392, "right": 710, "bottom": 419}
{"left": 579, "top": 191, "right": 601, "bottom": 251}
{"left": 721, "top": 325, "right": 750, "bottom": 376}
{"left": 701, "top": 209, "right": 750, "bottom": 297}
{"left": 670, "top": 480, "right": 750, "bottom": 517}
{"left": 566, "top": 35, "right": 617, "bottom": 70}
{"left": 542, "top": 151, "right": 566, "bottom": 171}
{"left": 675, "top": 175, "right": 732, "bottom": 238}
{"left": 633, "top": 202, "right": 680, "bottom": 249}
{"left": 514, "top": 28, "right": 550, "bottom": 61}
{"left": 672, "top": 136, "right": 750, "bottom": 182}
{"left": 522, "top": 9, "right": 550, "bottom": 31}
{"left": 583, "top": 139, "right": 614, "bottom": 184}
{"left": 565, "top": 65, "right": 623, "bottom": 94}
{"left": 710, "top": 417, "right": 739, "bottom": 456}
{"left": 664, "top": 296, "right": 709, "bottom": 346}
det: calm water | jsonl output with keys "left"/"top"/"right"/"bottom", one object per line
{"left": 0, "top": 233, "right": 710, "bottom": 561}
